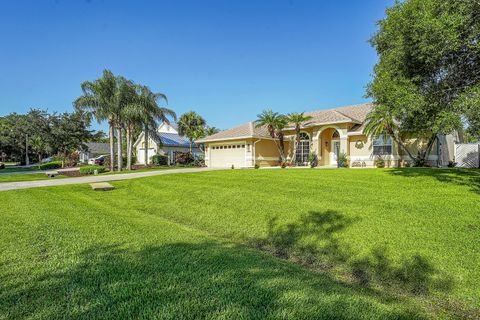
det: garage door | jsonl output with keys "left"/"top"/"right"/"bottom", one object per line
{"left": 210, "top": 144, "right": 246, "bottom": 168}
{"left": 137, "top": 148, "right": 156, "bottom": 164}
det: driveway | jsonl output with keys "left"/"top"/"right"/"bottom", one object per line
{"left": 0, "top": 167, "right": 222, "bottom": 192}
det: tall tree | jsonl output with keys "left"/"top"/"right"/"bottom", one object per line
{"left": 49, "top": 111, "right": 92, "bottom": 167}
{"left": 74, "top": 69, "right": 118, "bottom": 171}
{"left": 255, "top": 110, "right": 287, "bottom": 162}
{"left": 177, "top": 111, "right": 206, "bottom": 153}
{"left": 286, "top": 112, "right": 313, "bottom": 163}
{"left": 367, "top": 0, "right": 480, "bottom": 164}
{"left": 205, "top": 126, "right": 220, "bottom": 136}
{"left": 136, "top": 85, "right": 174, "bottom": 166}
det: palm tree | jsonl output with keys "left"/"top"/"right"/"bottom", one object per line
{"left": 177, "top": 111, "right": 206, "bottom": 153}
{"left": 74, "top": 69, "right": 118, "bottom": 171}
{"left": 286, "top": 112, "right": 313, "bottom": 163}
{"left": 255, "top": 109, "right": 287, "bottom": 162}
{"left": 363, "top": 104, "right": 416, "bottom": 161}
{"left": 205, "top": 126, "right": 220, "bottom": 136}
{"left": 137, "top": 85, "right": 175, "bottom": 165}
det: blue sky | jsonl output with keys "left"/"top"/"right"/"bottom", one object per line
{"left": 0, "top": 0, "right": 394, "bottom": 132}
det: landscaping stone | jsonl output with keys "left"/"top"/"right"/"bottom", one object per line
{"left": 46, "top": 171, "right": 59, "bottom": 178}
{"left": 90, "top": 182, "right": 115, "bottom": 191}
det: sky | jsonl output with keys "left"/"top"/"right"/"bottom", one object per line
{"left": 0, "top": 0, "right": 395, "bottom": 132}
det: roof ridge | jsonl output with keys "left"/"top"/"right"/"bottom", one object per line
{"left": 332, "top": 109, "right": 358, "bottom": 122}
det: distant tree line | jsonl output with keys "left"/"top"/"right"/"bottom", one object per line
{"left": 0, "top": 109, "right": 94, "bottom": 165}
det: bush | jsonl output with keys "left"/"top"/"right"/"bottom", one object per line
{"left": 175, "top": 152, "right": 194, "bottom": 165}
{"left": 254, "top": 164, "right": 260, "bottom": 169}
{"left": 337, "top": 152, "right": 348, "bottom": 168}
{"left": 80, "top": 165, "right": 106, "bottom": 175}
{"left": 308, "top": 153, "right": 318, "bottom": 168}
{"left": 151, "top": 154, "right": 168, "bottom": 166}
{"left": 39, "top": 161, "right": 62, "bottom": 170}
{"left": 447, "top": 160, "right": 457, "bottom": 168}
{"left": 375, "top": 156, "right": 385, "bottom": 168}
{"left": 0, "top": 163, "right": 5, "bottom": 170}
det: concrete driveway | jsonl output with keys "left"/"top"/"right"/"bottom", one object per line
{"left": 0, "top": 167, "right": 222, "bottom": 192}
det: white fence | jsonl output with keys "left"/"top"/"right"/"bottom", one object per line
{"left": 455, "top": 143, "right": 480, "bottom": 168}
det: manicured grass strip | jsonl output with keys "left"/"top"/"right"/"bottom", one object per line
{"left": 0, "top": 173, "right": 67, "bottom": 182}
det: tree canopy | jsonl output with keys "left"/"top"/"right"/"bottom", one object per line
{"left": 367, "top": 0, "right": 480, "bottom": 157}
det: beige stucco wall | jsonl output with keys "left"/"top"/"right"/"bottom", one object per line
{"left": 203, "top": 123, "right": 448, "bottom": 168}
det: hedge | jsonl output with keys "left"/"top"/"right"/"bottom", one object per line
{"left": 151, "top": 154, "right": 168, "bottom": 166}
{"left": 39, "top": 161, "right": 62, "bottom": 170}
{"left": 80, "top": 165, "right": 106, "bottom": 175}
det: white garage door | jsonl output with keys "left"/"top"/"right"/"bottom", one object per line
{"left": 210, "top": 144, "right": 246, "bottom": 168}
{"left": 137, "top": 148, "right": 156, "bottom": 164}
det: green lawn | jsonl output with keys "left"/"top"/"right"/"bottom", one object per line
{"left": 0, "top": 168, "right": 478, "bottom": 319}
{"left": 0, "top": 166, "right": 40, "bottom": 173}
{"left": 0, "top": 173, "right": 67, "bottom": 182}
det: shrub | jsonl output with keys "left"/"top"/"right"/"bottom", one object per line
{"left": 0, "top": 163, "right": 5, "bottom": 170}
{"left": 375, "top": 156, "right": 385, "bottom": 168}
{"left": 308, "top": 152, "right": 318, "bottom": 168}
{"left": 39, "top": 161, "right": 62, "bottom": 170}
{"left": 254, "top": 164, "right": 260, "bottom": 169}
{"left": 151, "top": 154, "right": 168, "bottom": 166}
{"left": 413, "top": 157, "right": 428, "bottom": 167}
{"left": 80, "top": 165, "right": 106, "bottom": 175}
{"left": 175, "top": 152, "right": 194, "bottom": 165}
{"left": 447, "top": 160, "right": 457, "bottom": 168}
{"left": 337, "top": 152, "right": 348, "bottom": 168}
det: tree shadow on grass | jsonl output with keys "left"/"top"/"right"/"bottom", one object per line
{"left": 1, "top": 241, "right": 426, "bottom": 320}
{"left": 249, "top": 210, "right": 476, "bottom": 318}
{"left": 387, "top": 168, "right": 480, "bottom": 194}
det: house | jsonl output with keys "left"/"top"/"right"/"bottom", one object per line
{"left": 134, "top": 122, "right": 203, "bottom": 165}
{"left": 196, "top": 103, "right": 457, "bottom": 168}
{"left": 78, "top": 142, "right": 110, "bottom": 163}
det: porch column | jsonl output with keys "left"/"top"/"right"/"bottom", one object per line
{"left": 340, "top": 137, "right": 348, "bottom": 154}
{"left": 311, "top": 129, "right": 320, "bottom": 158}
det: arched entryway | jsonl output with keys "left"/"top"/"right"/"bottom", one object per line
{"left": 318, "top": 128, "right": 341, "bottom": 166}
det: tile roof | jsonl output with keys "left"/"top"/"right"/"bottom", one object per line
{"left": 196, "top": 121, "right": 272, "bottom": 143}
{"left": 197, "top": 103, "right": 374, "bottom": 143}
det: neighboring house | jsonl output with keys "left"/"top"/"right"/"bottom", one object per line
{"left": 78, "top": 142, "right": 110, "bottom": 163}
{"left": 134, "top": 122, "right": 203, "bottom": 165}
{"left": 196, "top": 103, "right": 458, "bottom": 168}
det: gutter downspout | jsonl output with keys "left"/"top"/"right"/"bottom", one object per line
{"left": 253, "top": 139, "right": 261, "bottom": 167}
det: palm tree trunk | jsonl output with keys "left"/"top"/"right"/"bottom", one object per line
{"left": 117, "top": 127, "right": 123, "bottom": 171}
{"left": 109, "top": 122, "right": 115, "bottom": 172}
{"left": 126, "top": 126, "right": 132, "bottom": 170}
{"left": 144, "top": 124, "right": 149, "bottom": 166}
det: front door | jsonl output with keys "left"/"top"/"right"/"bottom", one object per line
{"left": 331, "top": 140, "right": 340, "bottom": 164}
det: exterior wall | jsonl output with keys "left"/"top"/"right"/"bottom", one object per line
{"left": 202, "top": 123, "right": 456, "bottom": 169}
{"left": 347, "top": 135, "right": 401, "bottom": 168}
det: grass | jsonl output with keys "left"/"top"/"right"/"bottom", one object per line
{"left": 0, "top": 173, "right": 67, "bottom": 182}
{"left": 0, "top": 168, "right": 478, "bottom": 319}
{"left": 0, "top": 166, "right": 41, "bottom": 172}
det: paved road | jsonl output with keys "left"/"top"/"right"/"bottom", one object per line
{"left": 0, "top": 167, "right": 222, "bottom": 192}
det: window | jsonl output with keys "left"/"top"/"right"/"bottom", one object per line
{"left": 242, "top": 145, "right": 245, "bottom": 148}
{"left": 373, "top": 134, "right": 393, "bottom": 155}
{"left": 295, "top": 132, "right": 310, "bottom": 163}
{"left": 332, "top": 131, "right": 340, "bottom": 139}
